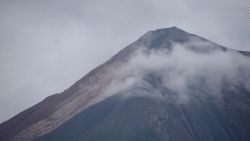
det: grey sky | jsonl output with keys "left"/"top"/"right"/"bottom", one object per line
{"left": 0, "top": 0, "right": 249, "bottom": 123}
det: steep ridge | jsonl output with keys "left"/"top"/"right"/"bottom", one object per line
{"left": 0, "top": 27, "right": 250, "bottom": 141}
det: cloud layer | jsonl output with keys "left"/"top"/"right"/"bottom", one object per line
{"left": 105, "top": 41, "right": 250, "bottom": 103}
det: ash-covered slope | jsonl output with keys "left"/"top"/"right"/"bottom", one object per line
{"left": 0, "top": 27, "right": 250, "bottom": 141}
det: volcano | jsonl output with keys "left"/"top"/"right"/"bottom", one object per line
{"left": 1, "top": 27, "right": 250, "bottom": 141}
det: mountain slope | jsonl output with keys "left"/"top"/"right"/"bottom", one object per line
{"left": 0, "top": 27, "right": 250, "bottom": 141}
{"left": 33, "top": 86, "right": 250, "bottom": 141}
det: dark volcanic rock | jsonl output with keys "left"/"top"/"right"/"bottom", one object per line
{"left": 32, "top": 83, "right": 250, "bottom": 141}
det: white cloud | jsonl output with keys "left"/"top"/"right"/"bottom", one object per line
{"left": 104, "top": 40, "right": 250, "bottom": 103}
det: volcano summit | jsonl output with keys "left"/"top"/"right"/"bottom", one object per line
{"left": 1, "top": 27, "right": 250, "bottom": 141}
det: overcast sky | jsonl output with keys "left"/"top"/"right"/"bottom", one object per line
{"left": 0, "top": 0, "right": 249, "bottom": 123}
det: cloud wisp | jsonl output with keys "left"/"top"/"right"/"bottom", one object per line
{"left": 104, "top": 40, "right": 250, "bottom": 103}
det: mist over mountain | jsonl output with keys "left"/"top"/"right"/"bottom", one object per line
{"left": 0, "top": 27, "right": 250, "bottom": 141}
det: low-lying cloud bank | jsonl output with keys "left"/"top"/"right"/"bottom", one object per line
{"left": 104, "top": 41, "right": 250, "bottom": 103}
